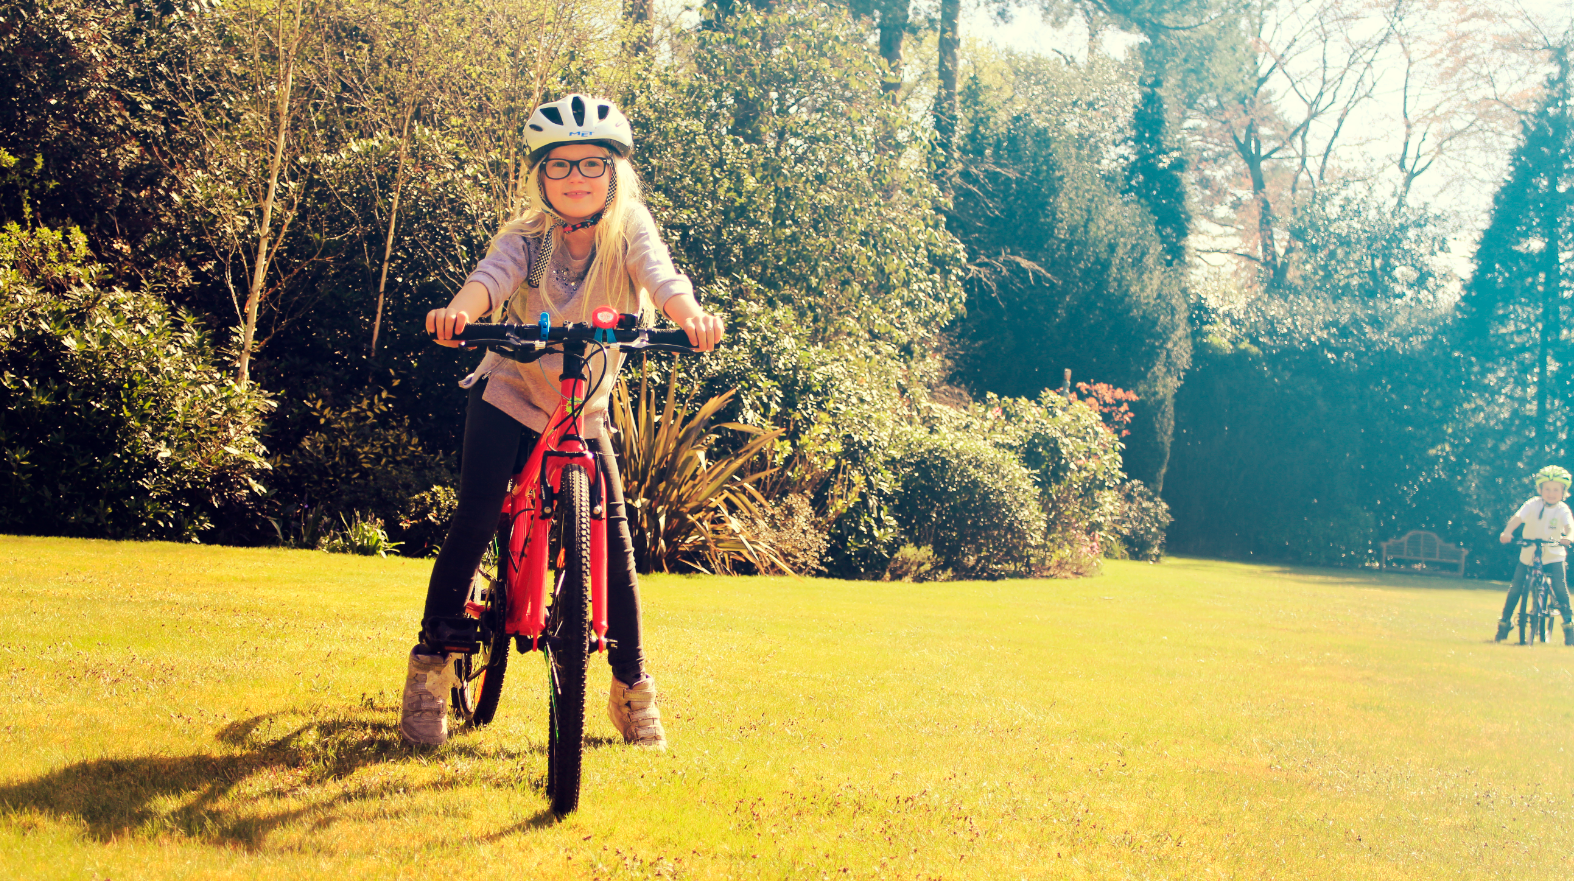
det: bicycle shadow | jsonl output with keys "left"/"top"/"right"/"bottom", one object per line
{"left": 0, "top": 707, "right": 547, "bottom": 849}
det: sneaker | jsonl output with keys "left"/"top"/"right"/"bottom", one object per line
{"left": 608, "top": 675, "right": 667, "bottom": 749}
{"left": 1494, "top": 620, "right": 1513, "bottom": 642}
{"left": 400, "top": 647, "right": 459, "bottom": 745}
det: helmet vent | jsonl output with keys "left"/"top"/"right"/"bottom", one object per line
{"left": 597, "top": 104, "right": 610, "bottom": 120}
{"left": 570, "top": 96, "right": 586, "bottom": 127}
{"left": 528, "top": 123, "right": 544, "bottom": 132}
{"left": 540, "top": 106, "right": 564, "bottom": 126}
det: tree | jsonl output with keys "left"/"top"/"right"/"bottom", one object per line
{"left": 0, "top": 0, "right": 209, "bottom": 285}
{"left": 1167, "top": 183, "right": 1461, "bottom": 566}
{"left": 1453, "top": 47, "right": 1574, "bottom": 529}
{"left": 945, "top": 56, "right": 1189, "bottom": 487}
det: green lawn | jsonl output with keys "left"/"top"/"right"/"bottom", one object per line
{"left": 2, "top": 535, "right": 1571, "bottom": 879}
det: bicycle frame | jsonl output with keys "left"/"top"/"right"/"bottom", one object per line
{"left": 496, "top": 340, "right": 611, "bottom": 654}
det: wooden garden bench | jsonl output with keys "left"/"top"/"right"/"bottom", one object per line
{"left": 1380, "top": 530, "right": 1468, "bottom": 576}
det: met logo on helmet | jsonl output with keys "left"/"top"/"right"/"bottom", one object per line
{"left": 570, "top": 130, "right": 593, "bottom": 137}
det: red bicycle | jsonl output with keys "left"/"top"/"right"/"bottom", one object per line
{"left": 442, "top": 306, "right": 698, "bottom": 814}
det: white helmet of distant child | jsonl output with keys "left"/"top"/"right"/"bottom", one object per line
{"left": 525, "top": 94, "right": 633, "bottom": 166}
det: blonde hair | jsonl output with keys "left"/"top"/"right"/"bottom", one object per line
{"left": 490, "top": 154, "right": 654, "bottom": 325}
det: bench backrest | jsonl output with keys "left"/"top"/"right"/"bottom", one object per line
{"left": 1382, "top": 530, "right": 1463, "bottom": 563}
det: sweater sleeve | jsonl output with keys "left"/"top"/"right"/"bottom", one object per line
{"left": 623, "top": 205, "right": 694, "bottom": 310}
{"left": 464, "top": 233, "right": 534, "bottom": 312}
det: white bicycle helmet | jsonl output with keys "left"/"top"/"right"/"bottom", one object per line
{"left": 525, "top": 94, "right": 633, "bottom": 166}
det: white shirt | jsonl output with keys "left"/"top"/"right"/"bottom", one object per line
{"left": 1515, "top": 497, "right": 1574, "bottom": 565}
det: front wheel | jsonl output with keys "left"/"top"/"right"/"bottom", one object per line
{"left": 1519, "top": 587, "right": 1530, "bottom": 646}
{"left": 544, "top": 463, "right": 591, "bottom": 815}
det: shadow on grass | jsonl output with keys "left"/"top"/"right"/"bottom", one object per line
{"left": 0, "top": 706, "right": 547, "bottom": 849}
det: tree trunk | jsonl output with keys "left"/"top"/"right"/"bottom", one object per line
{"left": 1236, "top": 120, "right": 1281, "bottom": 288}
{"left": 237, "top": 0, "right": 302, "bottom": 387}
{"left": 933, "top": 0, "right": 959, "bottom": 163}
{"left": 371, "top": 105, "right": 414, "bottom": 356}
{"left": 1539, "top": 196, "right": 1560, "bottom": 450}
{"left": 878, "top": 0, "right": 908, "bottom": 93}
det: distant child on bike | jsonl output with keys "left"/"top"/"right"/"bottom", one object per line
{"left": 1495, "top": 465, "right": 1574, "bottom": 645}
{"left": 401, "top": 94, "right": 724, "bottom": 746}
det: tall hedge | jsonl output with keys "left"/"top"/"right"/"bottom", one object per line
{"left": 0, "top": 224, "right": 272, "bottom": 540}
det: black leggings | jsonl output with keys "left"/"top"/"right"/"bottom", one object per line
{"left": 423, "top": 380, "right": 646, "bottom": 683}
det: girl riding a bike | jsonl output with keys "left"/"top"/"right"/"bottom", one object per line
{"left": 401, "top": 94, "right": 724, "bottom": 746}
{"left": 1495, "top": 465, "right": 1574, "bottom": 645}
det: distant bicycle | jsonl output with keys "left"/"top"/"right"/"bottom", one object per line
{"left": 1512, "top": 539, "right": 1563, "bottom": 645}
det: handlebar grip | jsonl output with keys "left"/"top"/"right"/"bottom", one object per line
{"left": 452, "top": 324, "right": 533, "bottom": 342}
{"left": 644, "top": 328, "right": 695, "bottom": 348}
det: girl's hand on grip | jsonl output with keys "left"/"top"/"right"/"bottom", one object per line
{"left": 427, "top": 308, "right": 470, "bottom": 347}
{"left": 680, "top": 311, "right": 724, "bottom": 352}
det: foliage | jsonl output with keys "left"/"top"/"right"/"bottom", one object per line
{"left": 1103, "top": 480, "right": 1172, "bottom": 562}
{"left": 1165, "top": 169, "right": 1466, "bottom": 569}
{"left": 739, "top": 493, "right": 829, "bottom": 576}
{"left": 610, "top": 367, "right": 789, "bottom": 575}
{"left": 321, "top": 512, "right": 402, "bottom": 557}
{"left": 1168, "top": 330, "right": 1467, "bottom": 569}
{"left": 621, "top": 5, "right": 966, "bottom": 349}
{"left": 394, "top": 484, "right": 458, "bottom": 559}
{"left": 983, "top": 391, "right": 1126, "bottom": 576}
{"left": 0, "top": 0, "right": 210, "bottom": 285}
{"left": 1451, "top": 50, "right": 1574, "bottom": 559}
{"left": 1072, "top": 381, "right": 1137, "bottom": 437}
{"left": 267, "top": 389, "right": 454, "bottom": 547}
{"left": 0, "top": 223, "right": 273, "bottom": 540}
{"left": 944, "top": 54, "right": 1189, "bottom": 490}
{"left": 670, "top": 302, "right": 917, "bottom": 579}
{"left": 889, "top": 408, "right": 1047, "bottom": 580}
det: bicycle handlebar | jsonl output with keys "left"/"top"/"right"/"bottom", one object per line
{"left": 1515, "top": 538, "right": 1571, "bottom": 546}
{"left": 447, "top": 316, "right": 698, "bottom": 354}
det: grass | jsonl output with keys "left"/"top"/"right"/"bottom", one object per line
{"left": 2, "top": 535, "right": 1572, "bottom": 880}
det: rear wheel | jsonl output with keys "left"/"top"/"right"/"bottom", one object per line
{"left": 455, "top": 531, "right": 510, "bottom": 725}
{"left": 544, "top": 464, "right": 591, "bottom": 815}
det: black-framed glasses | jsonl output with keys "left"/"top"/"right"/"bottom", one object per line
{"left": 541, "top": 156, "right": 611, "bottom": 180}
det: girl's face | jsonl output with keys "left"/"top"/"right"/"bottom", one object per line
{"left": 1541, "top": 481, "right": 1567, "bottom": 504}
{"left": 540, "top": 144, "right": 613, "bottom": 222}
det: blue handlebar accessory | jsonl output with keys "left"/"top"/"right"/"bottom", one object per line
{"left": 538, "top": 312, "right": 551, "bottom": 341}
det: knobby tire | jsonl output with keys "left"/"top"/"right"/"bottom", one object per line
{"left": 545, "top": 463, "right": 591, "bottom": 815}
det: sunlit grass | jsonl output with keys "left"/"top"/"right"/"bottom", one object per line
{"left": 2, "top": 535, "right": 1571, "bottom": 879}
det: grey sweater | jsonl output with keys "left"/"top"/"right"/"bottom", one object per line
{"left": 460, "top": 204, "right": 694, "bottom": 436}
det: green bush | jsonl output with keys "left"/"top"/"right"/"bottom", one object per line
{"left": 983, "top": 392, "right": 1125, "bottom": 575}
{"left": 267, "top": 389, "right": 454, "bottom": 551}
{"left": 0, "top": 223, "right": 273, "bottom": 540}
{"left": 321, "top": 512, "right": 402, "bottom": 558}
{"left": 1103, "top": 480, "right": 1171, "bottom": 562}
{"left": 888, "top": 421, "right": 1047, "bottom": 580}
{"left": 394, "top": 485, "right": 458, "bottom": 559}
